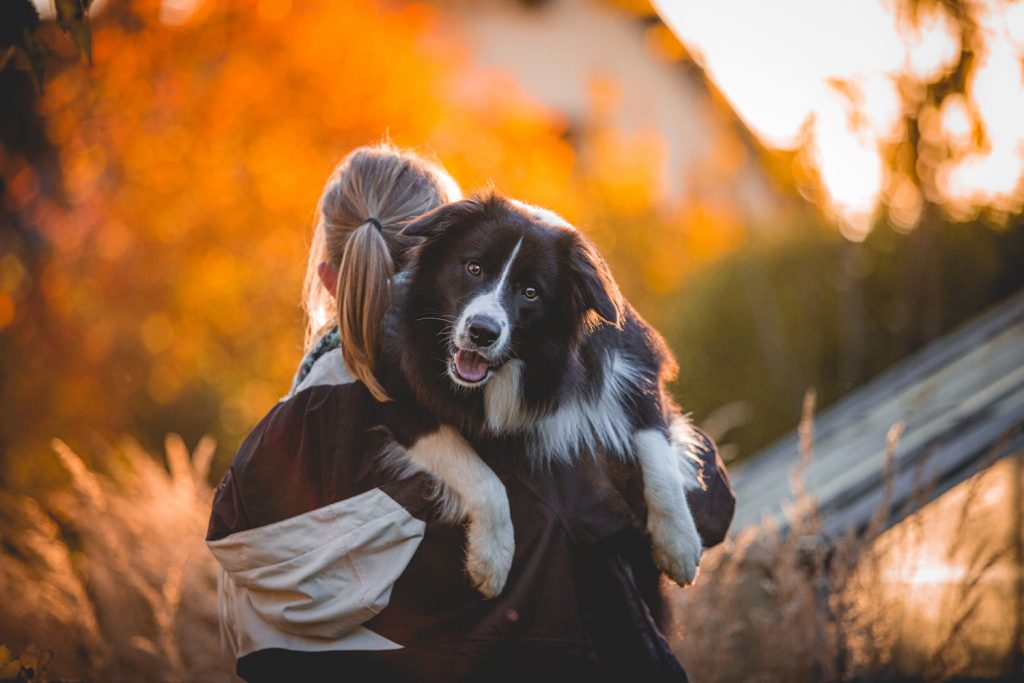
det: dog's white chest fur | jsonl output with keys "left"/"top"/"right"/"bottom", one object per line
{"left": 483, "top": 360, "right": 533, "bottom": 433}
{"left": 483, "top": 351, "right": 642, "bottom": 463}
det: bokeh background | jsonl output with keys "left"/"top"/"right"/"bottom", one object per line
{"left": 1, "top": 0, "right": 1022, "bottom": 681}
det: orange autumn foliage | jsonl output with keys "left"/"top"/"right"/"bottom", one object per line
{"left": 1, "top": 0, "right": 745, "bottom": 479}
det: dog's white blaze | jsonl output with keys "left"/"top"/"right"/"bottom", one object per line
{"left": 484, "top": 360, "right": 533, "bottom": 433}
{"left": 454, "top": 239, "right": 523, "bottom": 355}
{"left": 529, "top": 351, "right": 643, "bottom": 463}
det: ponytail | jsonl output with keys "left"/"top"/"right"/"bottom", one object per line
{"left": 302, "top": 143, "right": 462, "bottom": 403}
{"left": 336, "top": 219, "right": 394, "bottom": 402}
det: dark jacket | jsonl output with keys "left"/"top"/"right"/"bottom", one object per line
{"left": 207, "top": 344, "right": 734, "bottom": 683}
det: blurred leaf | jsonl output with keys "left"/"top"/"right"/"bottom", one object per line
{"left": 0, "top": 0, "right": 39, "bottom": 49}
{"left": 0, "top": 0, "right": 588, "bottom": 462}
{"left": 0, "top": 643, "right": 52, "bottom": 683}
{"left": 13, "top": 30, "right": 46, "bottom": 90}
{"left": 55, "top": 0, "right": 92, "bottom": 64}
{"left": 20, "top": 645, "right": 50, "bottom": 682}
{"left": 0, "top": 0, "right": 43, "bottom": 90}
{"left": 19, "top": 31, "right": 47, "bottom": 91}
{"left": 0, "top": 645, "right": 17, "bottom": 680}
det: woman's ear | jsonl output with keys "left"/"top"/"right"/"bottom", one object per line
{"left": 318, "top": 261, "right": 339, "bottom": 298}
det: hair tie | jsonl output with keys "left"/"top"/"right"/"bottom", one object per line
{"left": 365, "top": 217, "right": 384, "bottom": 232}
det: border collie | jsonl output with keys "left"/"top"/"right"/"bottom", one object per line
{"left": 376, "top": 194, "right": 702, "bottom": 598}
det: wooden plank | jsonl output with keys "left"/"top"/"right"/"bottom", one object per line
{"left": 731, "top": 288, "right": 1024, "bottom": 535}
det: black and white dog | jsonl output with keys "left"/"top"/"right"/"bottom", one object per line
{"left": 377, "top": 193, "right": 702, "bottom": 598}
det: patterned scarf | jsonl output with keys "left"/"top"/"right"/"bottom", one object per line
{"left": 291, "top": 325, "right": 340, "bottom": 392}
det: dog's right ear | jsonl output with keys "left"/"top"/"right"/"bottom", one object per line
{"left": 568, "top": 235, "right": 624, "bottom": 330}
{"left": 401, "top": 198, "right": 484, "bottom": 240}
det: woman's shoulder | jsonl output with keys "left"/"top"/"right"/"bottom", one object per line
{"left": 207, "top": 379, "right": 415, "bottom": 541}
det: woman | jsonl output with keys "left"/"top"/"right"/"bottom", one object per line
{"left": 206, "top": 144, "right": 734, "bottom": 682}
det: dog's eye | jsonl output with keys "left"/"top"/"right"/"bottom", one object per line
{"left": 523, "top": 286, "right": 539, "bottom": 300}
{"left": 466, "top": 261, "right": 482, "bottom": 277}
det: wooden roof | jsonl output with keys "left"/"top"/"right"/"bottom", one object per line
{"left": 730, "top": 288, "right": 1024, "bottom": 538}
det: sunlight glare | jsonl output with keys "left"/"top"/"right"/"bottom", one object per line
{"left": 903, "top": 7, "right": 962, "bottom": 83}
{"left": 651, "top": 0, "right": 905, "bottom": 148}
{"left": 858, "top": 74, "right": 904, "bottom": 142}
{"left": 939, "top": 94, "right": 972, "bottom": 149}
{"left": 938, "top": 12, "right": 1024, "bottom": 215}
{"left": 653, "top": 0, "right": 1021, "bottom": 233}
{"left": 160, "top": 0, "right": 203, "bottom": 26}
{"left": 884, "top": 562, "right": 968, "bottom": 586}
{"left": 810, "top": 90, "right": 884, "bottom": 240}
{"left": 1006, "top": 1, "right": 1024, "bottom": 50}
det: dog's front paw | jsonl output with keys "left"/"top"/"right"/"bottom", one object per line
{"left": 464, "top": 512, "right": 515, "bottom": 598}
{"left": 649, "top": 510, "right": 702, "bottom": 587}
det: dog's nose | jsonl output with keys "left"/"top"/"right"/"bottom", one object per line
{"left": 468, "top": 317, "right": 501, "bottom": 348}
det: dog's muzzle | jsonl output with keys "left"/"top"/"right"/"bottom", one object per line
{"left": 450, "top": 315, "right": 506, "bottom": 386}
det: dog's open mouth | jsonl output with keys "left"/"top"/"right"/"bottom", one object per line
{"left": 450, "top": 349, "right": 498, "bottom": 386}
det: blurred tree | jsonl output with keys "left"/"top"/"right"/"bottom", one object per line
{"left": 659, "top": 213, "right": 1024, "bottom": 459}
{"left": 0, "top": 0, "right": 93, "bottom": 93}
{"left": 0, "top": 0, "right": 581, "bottom": 484}
{"left": 885, "top": 0, "right": 978, "bottom": 351}
{"left": 2, "top": 0, "right": 1020, "bottom": 481}
{"left": 4, "top": 0, "right": 747, "bottom": 484}
{"left": 799, "top": 0, "right": 1022, "bottom": 373}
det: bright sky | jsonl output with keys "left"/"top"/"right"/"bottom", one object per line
{"left": 654, "top": 0, "right": 1024, "bottom": 239}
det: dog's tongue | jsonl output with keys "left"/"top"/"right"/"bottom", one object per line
{"left": 454, "top": 350, "right": 489, "bottom": 382}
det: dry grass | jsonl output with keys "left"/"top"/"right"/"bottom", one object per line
{"left": 668, "top": 393, "right": 1022, "bottom": 683}
{"left": 0, "top": 436, "right": 234, "bottom": 683}
{"left": 0, "top": 401, "right": 1018, "bottom": 682}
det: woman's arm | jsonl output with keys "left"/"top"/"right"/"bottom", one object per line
{"left": 504, "top": 429, "right": 734, "bottom": 681}
{"left": 206, "top": 382, "right": 434, "bottom": 662}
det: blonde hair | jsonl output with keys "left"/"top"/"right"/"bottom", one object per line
{"left": 302, "top": 144, "right": 461, "bottom": 401}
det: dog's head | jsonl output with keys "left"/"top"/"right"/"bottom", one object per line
{"left": 400, "top": 193, "right": 623, "bottom": 393}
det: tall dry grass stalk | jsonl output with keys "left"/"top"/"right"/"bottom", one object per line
{"left": 1, "top": 405, "right": 1017, "bottom": 682}
{"left": 669, "top": 391, "right": 1021, "bottom": 683}
{"left": 0, "top": 436, "right": 235, "bottom": 682}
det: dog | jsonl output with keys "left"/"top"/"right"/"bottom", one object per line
{"left": 375, "top": 193, "right": 703, "bottom": 598}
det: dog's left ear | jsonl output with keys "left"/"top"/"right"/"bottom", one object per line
{"left": 569, "top": 236, "right": 624, "bottom": 329}
{"left": 401, "top": 198, "right": 484, "bottom": 240}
